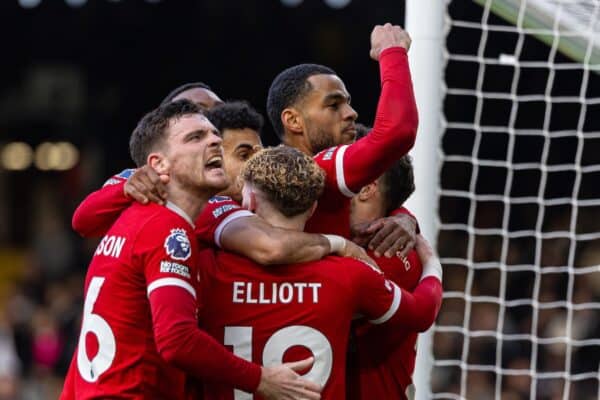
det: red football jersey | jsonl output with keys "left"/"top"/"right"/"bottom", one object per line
{"left": 62, "top": 201, "right": 262, "bottom": 399}
{"left": 194, "top": 196, "right": 253, "bottom": 248}
{"left": 348, "top": 249, "right": 424, "bottom": 400}
{"left": 346, "top": 208, "right": 443, "bottom": 400}
{"left": 197, "top": 251, "right": 403, "bottom": 400}
{"left": 66, "top": 201, "right": 200, "bottom": 399}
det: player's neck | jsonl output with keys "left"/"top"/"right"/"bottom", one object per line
{"left": 166, "top": 184, "right": 213, "bottom": 223}
{"left": 351, "top": 200, "right": 385, "bottom": 227}
{"left": 257, "top": 207, "right": 307, "bottom": 232}
{"left": 283, "top": 134, "right": 313, "bottom": 156}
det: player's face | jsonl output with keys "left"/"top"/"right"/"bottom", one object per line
{"left": 300, "top": 74, "right": 358, "bottom": 154}
{"left": 172, "top": 88, "right": 224, "bottom": 110}
{"left": 165, "top": 114, "right": 229, "bottom": 192}
{"left": 219, "top": 128, "right": 263, "bottom": 202}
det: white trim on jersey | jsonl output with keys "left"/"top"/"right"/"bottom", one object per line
{"left": 335, "top": 145, "right": 357, "bottom": 198}
{"left": 166, "top": 201, "right": 195, "bottom": 228}
{"left": 369, "top": 281, "right": 402, "bottom": 325}
{"left": 147, "top": 277, "right": 196, "bottom": 299}
{"left": 214, "top": 210, "right": 254, "bottom": 248}
{"left": 420, "top": 257, "right": 443, "bottom": 282}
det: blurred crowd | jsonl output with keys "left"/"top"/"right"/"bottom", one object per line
{"left": 0, "top": 173, "right": 95, "bottom": 399}
{"left": 430, "top": 201, "right": 600, "bottom": 399}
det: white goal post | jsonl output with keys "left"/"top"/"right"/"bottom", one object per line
{"left": 407, "top": 1, "right": 600, "bottom": 399}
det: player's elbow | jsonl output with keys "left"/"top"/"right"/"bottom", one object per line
{"left": 71, "top": 210, "right": 93, "bottom": 237}
{"left": 414, "top": 308, "right": 437, "bottom": 332}
{"left": 411, "top": 299, "right": 440, "bottom": 332}
{"left": 394, "top": 113, "right": 418, "bottom": 151}
{"left": 155, "top": 331, "right": 187, "bottom": 366}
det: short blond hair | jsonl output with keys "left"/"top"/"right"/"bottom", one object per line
{"left": 242, "top": 145, "right": 325, "bottom": 217}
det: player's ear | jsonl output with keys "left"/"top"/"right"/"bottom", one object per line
{"left": 148, "top": 152, "right": 170, "bottom": 175}
{"left": 281, "top": 108, "right": 304, "bottom": 136}
{"left": 358, "top": 182, "right": 377, "bottom": 201}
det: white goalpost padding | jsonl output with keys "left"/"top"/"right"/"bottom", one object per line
{"left": 407, "top": 1, "right": 600, "bottom": 399}
{"left": 405, "top": 1, "right": 445, "bottom": 399}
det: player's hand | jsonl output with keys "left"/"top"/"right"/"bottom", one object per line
{"left": 370, "top": 23, "right": 411, "bottom": 60}
{"left": 256, "top": 357, "right": 322, "bottom": 400}
{"left": 352, "top": 214, "right": 417, "bottom": 258}
{"left": 415, "top": 234, "right": 435, "bottom": 265}
{"left": 338, "top": 240, "right": 380, "bottom": 272}
{"left": 123, "top": 165, "right": 169, "bottom": 205}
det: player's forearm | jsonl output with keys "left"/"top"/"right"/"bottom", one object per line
{"left": 343, "top": 47, "right": 418, "bottom": 192}
{"left": 393, "top": 277, "right": 443, "bottom": 332}
{"left": 221, "top": 216, "right": 330, "bottom": 265}
{"left": 151, "top": 288, "right": 262, "bottom": 392}
{"left": 255, "top": 229, "right": 331, "bottom": 265}
{"left": 72, "top": 180, "right": 133, "bottom": 237}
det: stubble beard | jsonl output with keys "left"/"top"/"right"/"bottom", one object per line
{"left": 307, "top": 125, "right": 337, "bottom": 155}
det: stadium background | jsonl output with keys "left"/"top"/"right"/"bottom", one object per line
{"left": 0, "top": 1, "right": 598, "bottom": 399}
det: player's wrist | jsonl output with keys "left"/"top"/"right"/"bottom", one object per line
{"left": 323, "top": 234, "right": 347, "bottom": 254}
{"left": 379, "top": 46, "right": 407, "bottom": 59}
{"left": 420, "top": 257, "right": 443, "bottom": 282}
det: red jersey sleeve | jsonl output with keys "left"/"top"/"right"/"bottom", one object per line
{"left": 344, "top": 259, "right": 401, "bottom": 321}
{"left": 194, "top": 196, "right": 253, "bottom": 247}
{"left": 71, "top": 169, "right": 136, "bottom": 237}
{"left": 380, "top": 253, "right": 443, "bottom": 331}
{"left": 349, "top": 258, "right": 442, "bottom": 332}
{"left": 138, "top": 212, "right": 262, "bottom": 393}
{"left": 320, "top": 47, "right": 418, "bottom": 197}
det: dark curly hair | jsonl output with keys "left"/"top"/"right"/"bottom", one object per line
{"left": 129, "top": 99, "right": 202, "bottom": 167}
{"left": 205, "top": 101, "right": 264, "bottom": 134}
{"left": 266, "top": 63, "right": 336, "bottom": 140}
{"left": 160, "top": 82, "right": 212, "bottom": 105}
{"left": 242, "top": 145, "right": 325, "bottom": 217}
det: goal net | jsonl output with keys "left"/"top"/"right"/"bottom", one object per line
{"left": 427, "top": 1, "right": 600, "bottom": 399}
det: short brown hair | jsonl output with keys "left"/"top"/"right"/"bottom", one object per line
{"left": 242, "top": 145, "right": 325, "bottom": 217}
{"left": 129, "top": 99, "right": 202, "bottom": 167}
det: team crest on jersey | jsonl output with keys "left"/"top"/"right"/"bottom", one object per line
{"left": 208, "top": 195, "right": 232, "bottom": 204}
{"left": 164, "top": 228, "right": 192, "bottom": 261}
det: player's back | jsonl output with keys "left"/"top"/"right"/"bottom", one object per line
{"left": 350, "top": 249, "right": 424, "bottom": 400}
{"left": 198, "top": 250, "right": 395, "bottom": 400}
{"left": 72, "top": 202, "right": 190, "bottom": 399}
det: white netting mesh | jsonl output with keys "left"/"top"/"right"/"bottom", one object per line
{"left": 430, "top": 1, "right": 600, "bottom": 399}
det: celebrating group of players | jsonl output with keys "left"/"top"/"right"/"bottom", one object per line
{"left": 59, "top": 23, "right": 443, "bottom": 399}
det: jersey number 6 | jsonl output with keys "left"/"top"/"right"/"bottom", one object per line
{"left": 77, "top": 277, "right": 117, "bottom": 382}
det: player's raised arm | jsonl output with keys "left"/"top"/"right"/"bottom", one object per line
{"left": 341, "top": 24, "right": 418, "bottom": 193}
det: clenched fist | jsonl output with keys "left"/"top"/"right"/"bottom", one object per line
{"left": 370, "top": 23, "right": 411, "bottom": 61}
